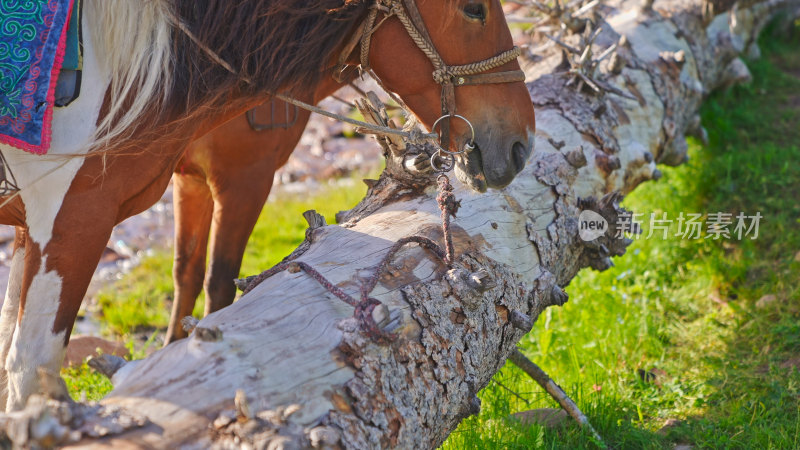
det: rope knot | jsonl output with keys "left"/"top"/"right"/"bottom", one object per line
{"left": 436, "top": 175, "right": 459, "bottom": 218}
{"left": 354, "top": 297, "right": 395, "bottom": 343}
{"left": 432, "top": 68, "right": 452, "bottom": 85}
{"left": 436, "top": 175, "right": 459, "bottom": 267}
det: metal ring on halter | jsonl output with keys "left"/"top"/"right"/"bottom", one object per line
{"left": 431, "top": 114, "right": 476, "bottom": 156}
{"left": 430, "top": 151, "right": 455, "bottom": 173}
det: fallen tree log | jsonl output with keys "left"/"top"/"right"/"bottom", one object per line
{"left": 4, "top": 0, "right": 799, "bottom": 448}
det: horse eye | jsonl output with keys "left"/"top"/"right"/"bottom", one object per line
{"left": 463, "top": 3, "right": 486, "bottom": 22}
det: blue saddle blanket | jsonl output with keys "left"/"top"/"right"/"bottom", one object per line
{"left": 0, "top": 0, "right": 76, "bottom": 154}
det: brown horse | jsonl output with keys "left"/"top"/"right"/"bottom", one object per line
{"left": 0, "top": 0, "right": 535, "bottom": 410}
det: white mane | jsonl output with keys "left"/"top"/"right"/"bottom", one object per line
{"left": 86, "top": 0, "right": 174, "bottom": 151}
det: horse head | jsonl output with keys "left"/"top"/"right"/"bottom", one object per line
{"left": 362, "top": 0, "right": 536, "bottom": 192}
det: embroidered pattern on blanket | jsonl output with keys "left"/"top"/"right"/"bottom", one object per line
{"left": 0, "top": 0, "right": 75, "bottom": 154}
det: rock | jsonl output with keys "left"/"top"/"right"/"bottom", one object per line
{"left": 88, "top": 354, "right": 128, "bottom": 378}
{"left": 780, "top": 357, "right": 800, "bottom": 371}
{"left": 99, "top": 247, "right": 125, "bottom": 264}
{"left": 0, "top": 226, "right": 15, "bottom": 245}
{"left": 755, "top": 294, "right": 778, "bottom": 309}
{"left": 510, "top": 408, "right": 568, "bottom": 428}
{"left": 657, "top": 418, "right": 683, "bottom": 436}
{"left": 63, "top": 335, "right": 128, "bottom": 368}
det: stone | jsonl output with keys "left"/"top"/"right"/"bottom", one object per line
{"left": 510, "top": 408, "right": 568, "bottom": 428}
{"left": 755, "top": 294, "right": 777, "bottom": 309}
{"left": 657, "top": 418, "right": 683, "bottom": 435}
{"left": 63, "top": 335, "right": 128, "bottom": 368}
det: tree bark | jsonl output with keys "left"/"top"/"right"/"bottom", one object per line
{"left": 4, "top": 0, "right": 799, "bottom": 448}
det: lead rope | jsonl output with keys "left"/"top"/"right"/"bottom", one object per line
{"left": 243, "top": 175, "right": 458, "bottom": 342}
{"left": 273, "top": 93, "right": 435, "bottom": 142}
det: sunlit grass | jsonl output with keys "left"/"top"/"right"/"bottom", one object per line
{"left": 63, "top": 363, "right": 113, "bottom": 402}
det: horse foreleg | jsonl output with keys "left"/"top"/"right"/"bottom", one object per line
{"left": 204, "top": 175, "right": 274, "bottom": 316}
{"left": 4, "top": 208, "right": 114, "bottom": 411}
{"left": 165, "top": 174, "right": 213, "bottom": 345}
{"left": 0, "top": 228, "right": 26, "bottom": 406}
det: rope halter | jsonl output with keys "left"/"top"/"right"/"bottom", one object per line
{"left": 337, "top": 0, "right": 526, "bottom": 164}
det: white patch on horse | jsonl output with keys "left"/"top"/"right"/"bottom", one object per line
{"left": 1, "top": 11, "right": 109, "bottom": 247}
{"left": 0, "top": 244, "right": 24, "bottom": 406}
{"left": 4, "top": 266, "right": 67, "bottom": 411}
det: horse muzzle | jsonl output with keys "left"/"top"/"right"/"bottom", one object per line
{"left": 454, "top": 128, "right": 534, "bottom": 192}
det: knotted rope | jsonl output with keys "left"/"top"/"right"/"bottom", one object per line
{"left": 433, "top": 47, "right": 523, "bottom": 84}
{"left": 243, "top": 175, "right": 459, "bottom": 343}
{"left": 436, "top": 174, "right": 459, "bottom": 265}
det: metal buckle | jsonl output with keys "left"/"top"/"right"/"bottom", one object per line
{"left": 431, "top": 114, "right": 476, "bottom": 156}
{"left": 430, "top": 151, "right": 455, "bottom": 173}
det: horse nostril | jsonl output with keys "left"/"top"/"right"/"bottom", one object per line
{"left": 511, "top": 141, "right": 529, "bottom": 173}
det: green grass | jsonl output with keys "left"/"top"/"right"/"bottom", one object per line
{"left": 94, "top": 255, "right": 176, "bottom": 336}
{"left": 69, "top": 24, "right": 800, "bottom": 449}
{"left": 63, "top": 363, "right": 113, "bottom": 402}
{"left": 444, "top": 24, "right": 800, "bottom": 449}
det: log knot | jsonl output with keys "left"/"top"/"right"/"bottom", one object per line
{"left": 181, "top": 315, "right": 199, "bottom": 333}
{"left": 212, "top": 392, "right": 312, "bottom": 449}
{"left": 510, "top": 310, "right": 534, "bottom": 333}
{"left": 195, "top": 326, "right": 223, "bottom": 342}
{"left": 565, "top": 146, "right": 588, "bottom": 168}
{"left": 446, "top": 267, "right": 497, "bottom": 311}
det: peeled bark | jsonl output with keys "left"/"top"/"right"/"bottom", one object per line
{"left": 3, "top": 0, "right": 798, "bottom": 448}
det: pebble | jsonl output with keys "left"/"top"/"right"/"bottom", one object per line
{"left": 63, "top": 335, "right": 129, "bottom": 367}
{"left": 756, "top": 294, "right": 778, "bottom": 309}
{"left": 510, "top": 408, "right": 568, "bottom": 428}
